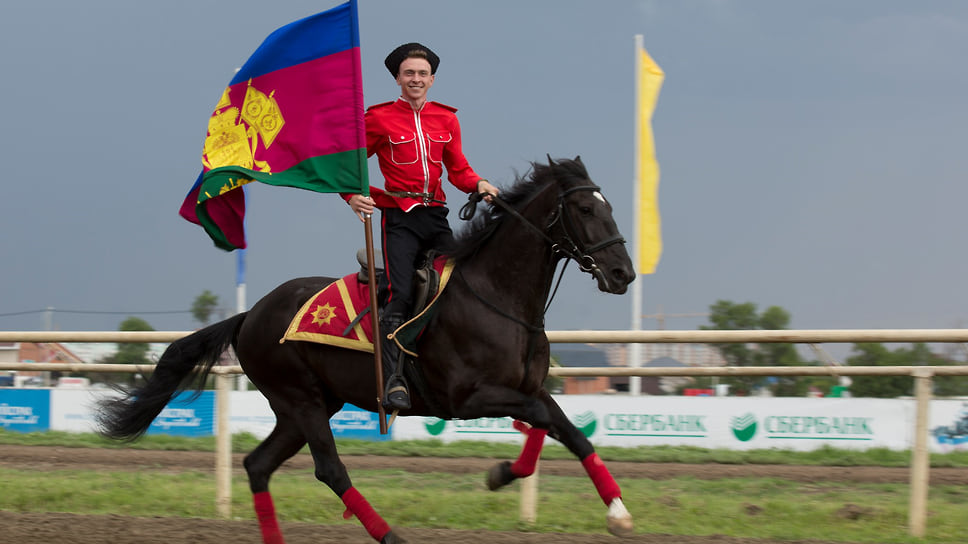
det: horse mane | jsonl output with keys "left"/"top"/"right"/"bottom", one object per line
{"left": 448, "top": 157, "right": 591, "bottom": 262}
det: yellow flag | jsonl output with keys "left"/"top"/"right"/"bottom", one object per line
{"left": 637, "top": 43, "right": 664, "bottom": 274}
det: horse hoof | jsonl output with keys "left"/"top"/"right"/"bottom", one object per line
{"left": 607, "top": 516, "right": 634, "bottom": 537}
{"left": 381, "top": 529, "right": 407, "bottom": 543}
{"left": 606, "top": 497, "right": 634, "bottom": 537}
{"left": 486, "top": 460, "right": 514, "bottom": 491}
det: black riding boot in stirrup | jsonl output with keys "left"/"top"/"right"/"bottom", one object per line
{"left": 380, "top": 314, "right": 410, "bottom": 411}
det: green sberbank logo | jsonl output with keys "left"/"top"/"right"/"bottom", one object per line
{"left": 572, "top": 411, "right": 597, "bottom": 437}
{"left": 731, "top": 413, "right": 758, "bottom": 442}
{"left": 424, "top": 417, "right": 446, "bottom": 436}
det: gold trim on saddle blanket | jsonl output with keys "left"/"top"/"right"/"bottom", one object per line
{"left": 279, "top": 259, "right": 455, "bottom": 354}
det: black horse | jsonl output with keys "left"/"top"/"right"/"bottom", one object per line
{"left": 97, "top": 157, "right": 636, "bottom": 543}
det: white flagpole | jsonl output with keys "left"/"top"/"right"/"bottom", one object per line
{"left": 236, "top": 248, "right": 249, "bottom": 391}
{"left": 629, "top": 34, "right": 644, "bottom": 396}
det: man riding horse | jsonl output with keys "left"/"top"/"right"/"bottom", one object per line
{"left": 344, "top": 43, "right": 499, "bottom": 411}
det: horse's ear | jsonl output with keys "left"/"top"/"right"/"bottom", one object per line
{"left": 546, "top": 154, "right": 556, "bottom": 168}
{"left": 573, "top": 155, "right": 583, "bottom": 165}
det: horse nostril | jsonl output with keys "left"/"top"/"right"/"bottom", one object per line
{"left": 612, "top": 268, "right": 632, "bottom": 286}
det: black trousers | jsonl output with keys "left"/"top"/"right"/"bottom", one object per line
{"left": 379, "top": 206, "right": 454, "bottom": 317}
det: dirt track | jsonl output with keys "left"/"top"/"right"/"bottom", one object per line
{"left": 3, "top": 445, "right": 965, "bottom": 544}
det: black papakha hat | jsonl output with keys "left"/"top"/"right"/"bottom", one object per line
{"left": 384, "top": 42, "right": 440, "bottom": 78}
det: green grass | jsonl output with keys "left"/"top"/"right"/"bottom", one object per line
{"left": 2, "top": 466, "right": 967, "bottom": 543}
{"left": 3, "top": 428, "right": 968, "bottom": 467}
{"left": 4, "top": 429, "right": 968, "bottom": 542}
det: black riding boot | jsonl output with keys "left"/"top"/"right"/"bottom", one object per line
{"left": 380, "top": 314, "right": 410, "bottom": 411}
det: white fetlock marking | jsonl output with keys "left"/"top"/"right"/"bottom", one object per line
{"left": 607, "top": 497, "right": 630, "bottom": 519}
{"left": 606, "top": 498, "right": 634, "bottom": 537}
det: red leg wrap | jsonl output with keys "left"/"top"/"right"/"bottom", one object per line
{"left": 510, "top": 423, "right": 547, "bottom": 478}
{"left": 253, "top": 491, "right": 285, "bottom": 544}
{"left": 582, "top": 453, "right": 622, "bottom": 505}
{"left": 341, "top": 487, "right": 391, "bottom": 542}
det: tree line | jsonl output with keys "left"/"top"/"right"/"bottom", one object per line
{"left": 91, "top": 291, "right": 222, "bottom": 385}
{"left": 694, "top": 300, "right": 968, "bottom": 398}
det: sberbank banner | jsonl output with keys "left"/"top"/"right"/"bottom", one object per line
{"left": 5, "top": 389, "right": 966, "bottom": 451}
{"left": 391, "top": 396, "right": 944, "bottom": 451}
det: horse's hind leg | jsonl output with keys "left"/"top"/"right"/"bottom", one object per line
{"left": 244, "top": 421, "right": 306, "bottom": 544}
{"left": 247, "top": 395, "right": 402, "bottom": 544}
{"left": 295, "top": 402, "right": 403, "bottom": 544}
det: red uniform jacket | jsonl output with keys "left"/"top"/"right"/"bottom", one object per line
{"left": 351, "top": 98, "right": 482, "bottom": 212}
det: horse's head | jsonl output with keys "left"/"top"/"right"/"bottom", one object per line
{"left": 452, "top": 156, "right": 635, "bottom": 295}
{"left": 541, "top": 156, "right": 635, "bottom": 294}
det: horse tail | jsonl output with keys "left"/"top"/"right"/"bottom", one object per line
{"left": 96, "top": 312, "right": 247, "bottom": 442}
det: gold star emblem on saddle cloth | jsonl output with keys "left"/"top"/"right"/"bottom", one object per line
{"left": 311, "top": 303, "right": 337, "bottom": 326}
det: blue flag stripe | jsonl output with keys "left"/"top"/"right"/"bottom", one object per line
{"left": 229, "top": 1, "right": 357, "bottom": 85}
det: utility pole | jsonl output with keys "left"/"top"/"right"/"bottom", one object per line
{"left": 638, "top": 306, "right": 711, "bottom": 363}
{"left": 808, "top": 343, "right": 851, "bottom": 387}
{"left": 641, "top": 305, "right": 709, "bottom": 330}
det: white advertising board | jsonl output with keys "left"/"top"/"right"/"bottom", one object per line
{"left": 392, "top": 395, "right": 968, "bottom": 453}
{"left": 50, "top": 389, "right": 104, "bottom": 433}
{"left": 41, "top": 390, "right": 968, "bottom": 453}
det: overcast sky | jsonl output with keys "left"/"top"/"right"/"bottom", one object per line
{"left": 2, "top": 1, "right": 968, "bottom": 360}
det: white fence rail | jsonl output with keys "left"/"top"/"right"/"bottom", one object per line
{"left": 4, "top": 329, "right": 968, "bottom": 537}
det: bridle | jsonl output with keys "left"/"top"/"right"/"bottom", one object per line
{"left": 546, "top": 184, "right": 627, "bottom": 288}
{"left": 459, "top": 182, "right": 626, "bottom": 293}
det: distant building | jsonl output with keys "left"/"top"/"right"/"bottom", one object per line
{"left": 551, "top": 342, "right": 726, "bottom": 395}
{"left": 551, "top": 343, "right": 613, "bottom": 394}
{"left": 0, "top": 342, "right": 85, "bottom": 386}
{"left": 17, "top": 342, "right": 84, "bottom": 365}
{"left": 0, "top": 343, "right": 18, "bottom": 364}
{"left": 640, "top": 356, "right": 690, "bottom": 395}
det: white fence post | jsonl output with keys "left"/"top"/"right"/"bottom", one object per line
{"left": 909, "top": 367, "right": 933, "bottom": 538}
{"left": 215, "top": 370, "right": 233, "bottom": 518}
{"left": 520, "top": 463, "right": 538, "bottom": 524}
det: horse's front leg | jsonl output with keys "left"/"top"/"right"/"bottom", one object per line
{"left": 485, "top": 420, "right": 546, "bottom": 488}
{"left": 487, "top": 389, "right": 634, "bottom": 538}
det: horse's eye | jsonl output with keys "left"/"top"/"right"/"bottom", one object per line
{"left": 579, "top": 206, "right": 593, "bottom": 216}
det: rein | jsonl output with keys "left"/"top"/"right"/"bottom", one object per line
{"left": 459, "top": 185, "right": 626, "bottom": 292}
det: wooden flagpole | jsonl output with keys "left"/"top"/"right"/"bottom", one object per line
{"left": 363, "top": 214, "right": 388, "bottom": 434}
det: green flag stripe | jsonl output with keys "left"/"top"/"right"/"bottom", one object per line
{"left": 198, "top": 149, "right": 368, "bottom": 205}
{"left": 195, "top": 149, "right": 368, "bottom": 251}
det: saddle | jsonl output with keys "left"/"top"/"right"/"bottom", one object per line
{"left": 355, "top": 248, "right": 440, "bottom": 318}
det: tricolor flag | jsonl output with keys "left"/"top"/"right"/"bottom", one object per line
{"left": 635, "top": 37, "right": 664, "bottom": 274}
{"left": 179, "top": 0, "right": 367, "bottom": 251}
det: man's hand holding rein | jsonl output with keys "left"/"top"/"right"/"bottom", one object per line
{"left": 477, "top": 179, "right": 499, "bottom": 203}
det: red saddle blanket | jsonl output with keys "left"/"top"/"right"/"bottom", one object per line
{"left": 281, "top": 257, "right": 454, "bottom": 353}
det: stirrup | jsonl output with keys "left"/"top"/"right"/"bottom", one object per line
{"left": 384, "top": 383, "right": 411, "bottom": 411}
